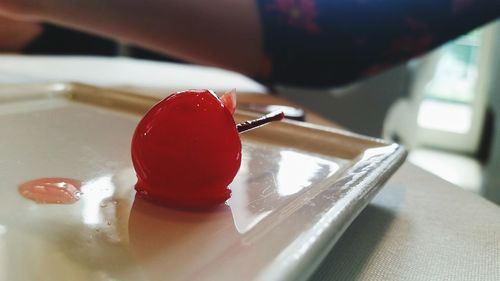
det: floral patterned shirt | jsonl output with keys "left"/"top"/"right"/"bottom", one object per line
{"left": 256, "top": 0, "right": 500, "bottom": 87}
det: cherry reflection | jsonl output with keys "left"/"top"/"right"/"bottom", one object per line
{"left": 128, "top": 197, "right": 241, "bottom": 281}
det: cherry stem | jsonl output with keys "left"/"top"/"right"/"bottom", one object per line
{"left": 237, "top": 111, "right": 285, "bottom": 133}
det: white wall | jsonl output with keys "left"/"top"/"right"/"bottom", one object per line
{"left": 276, "top": 64, "right": 412, "bottom": 137}
{"left": 482, "top": 21, "right": 500, "bottom": 204}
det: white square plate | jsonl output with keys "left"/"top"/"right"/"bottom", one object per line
{"left": 0, "top": 83, "right": 406, "bottom": 281}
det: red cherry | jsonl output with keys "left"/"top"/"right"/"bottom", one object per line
{"left": 131, "top": 90, "right": 242, "bottom": 209}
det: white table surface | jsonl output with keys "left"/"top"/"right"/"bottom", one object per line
{"left": 0, "top": 55, "right": 266, "bottom": 93}
{"left": 1, "top": 55, "right": 499, "bottom": 281}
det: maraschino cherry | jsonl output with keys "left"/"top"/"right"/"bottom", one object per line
{"left": 131, "top": 89, "right": 283, "bottom": 209}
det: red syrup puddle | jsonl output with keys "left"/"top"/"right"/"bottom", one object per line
{"left": 19, "top": 177, "right": 82, "bottom": 204}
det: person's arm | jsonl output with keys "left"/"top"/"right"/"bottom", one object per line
{"left": 0, "top": 0, "right": 263, "bottom": 76}
{"left": 1, "top": 0, "right": 498, "bottom": 88}
{"left": 0, "top": 15, "right": 41, "bottom": 52}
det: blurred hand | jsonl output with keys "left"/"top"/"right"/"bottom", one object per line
{"left": 0, "top": 15, "right": 41, "bottom": 52}
{"left": 0, "top": 0, "right": 41, "bottom": 19}
{"left": 0, "top": 0, "right": 22, "bottom": 15}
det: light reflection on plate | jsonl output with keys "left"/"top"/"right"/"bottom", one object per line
{"left": 228, "top": 144, "right": 342, "bottom": 234}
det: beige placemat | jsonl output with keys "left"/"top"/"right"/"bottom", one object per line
{"left": 310, "top": 162, "right": 500, "bottom": 281}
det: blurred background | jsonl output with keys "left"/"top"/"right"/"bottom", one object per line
{"left": 279, "top": 19, "right": 500, "bottom": 205}
{"left": 2, "top": 17, "right": 500, "bottom": 204}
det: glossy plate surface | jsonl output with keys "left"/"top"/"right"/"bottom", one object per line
{"left": 0, "top": 83, "right": 406, "bottom": 281}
